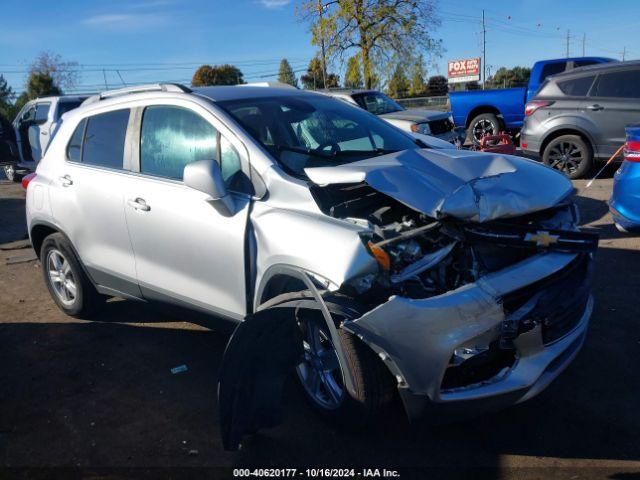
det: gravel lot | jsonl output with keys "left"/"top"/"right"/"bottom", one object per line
{"left": 1, "top": 169, "right": 639, "bottom": 479}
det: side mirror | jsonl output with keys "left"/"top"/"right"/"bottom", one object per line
{"left": 184, "top": 160, "right": 234, "bottom": 214}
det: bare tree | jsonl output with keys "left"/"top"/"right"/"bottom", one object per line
{"left": 298, "top": 0, "right": 441, "bottom": 89}
{"left": 29, "top": 51, "right": 79, "bottom": 90}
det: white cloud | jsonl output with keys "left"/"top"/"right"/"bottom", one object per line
{"left": 82, "top": 13, "right": 167, "bottom": 29}
{"left": 259, "top": 0, "right": 291, "bottom": 9}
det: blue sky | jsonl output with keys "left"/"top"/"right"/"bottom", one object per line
{"left": 0, "top": 0, "right": 637, "bottom": 95}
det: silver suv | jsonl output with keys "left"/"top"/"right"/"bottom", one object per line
{"left": 26, "top": 83, "right": 597, "bottom": 450}
{"left": 522, "top": 60, "right": 640, "bottom": 179}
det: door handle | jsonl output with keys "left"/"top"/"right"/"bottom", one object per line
{"left": 586, "top": 104, "right": 604, "bottom": 111}
{"left": 127, "top": 197, "right": 150, "bottom": 212}
{"left": 40, "top": 131, "right": 48, "bottom": 136}
{"left": 59, "top": 175, "right": 73, "bottom": 187}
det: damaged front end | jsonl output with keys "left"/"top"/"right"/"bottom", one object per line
{"left": 218, "top": 149, "right": 598, "bottom": 449}
{"left": 308, "top": 168, "right": 596, "bottom": 420}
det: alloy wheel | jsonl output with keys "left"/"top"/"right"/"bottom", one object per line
{"left": 46, "top": 248, "right": 77, "bottom": 307}
{"left": 296, "top": 317, "right": 345, "bottom": 410}
{"left": 472, "top": 119, "right": 495, "bottom": 143}
{"left": 547, "top": 141, "right": 585, "bottom": 176}
{"left": 3, "top": 165, "right": 15, "bottom": 182}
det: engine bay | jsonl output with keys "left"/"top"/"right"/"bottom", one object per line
{"left": 310, "top": 182, "right": 597, "bottom": 308}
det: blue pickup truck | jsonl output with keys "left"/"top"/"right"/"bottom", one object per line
{"left": 449, "top": 57, "right": 614, "bottom": 144}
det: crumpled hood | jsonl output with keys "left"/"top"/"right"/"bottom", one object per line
{"left": 304, "top": 148, "right": 573, "bottom": 223}
{"left": 379, "top": 109, "right": 448, "bottom": 123}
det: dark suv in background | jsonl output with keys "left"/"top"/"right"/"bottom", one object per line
{"left": 521, "top": 60, "right": 640, "bottom": 178}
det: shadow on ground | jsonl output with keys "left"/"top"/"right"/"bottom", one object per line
{"left": 1, "top": 245, "right": 638, "bottom": 475}
{"left": 0, "top": 197, "right": 27, "bottom": 244}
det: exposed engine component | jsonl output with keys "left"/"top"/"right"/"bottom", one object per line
{"left": 311, "top": 182, "right": 594, "bottom": 306}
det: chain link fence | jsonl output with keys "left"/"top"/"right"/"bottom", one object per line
{"left": 395, "top": 95, "right": 449, "bottom": 111}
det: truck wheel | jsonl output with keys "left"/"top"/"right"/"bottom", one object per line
{"left": 3, "top": 164, "right": 16, "bottom": 182}
{"left": 295, "top": 309, "right": 395, "bottom": 426}
{"left": 467, "top": 113, "right": 500, "bottom": 145}
{"left": 542, "top": 134, "right": 593, "bottom": 179}
{"left": 41, "top": 233, "right": 103, "bottom": 318}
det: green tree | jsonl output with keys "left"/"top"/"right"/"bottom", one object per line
{"left": 299, "top": 0, "right": 441, "bottom": 90}
{"left": 300, "top": 58, "right": 339, "bottom": 89}
{"left": 344, "top": 55, "right": 363, "bottom": 89}
{"left": 485, "top": 66, "right": 531, "bottom": 89}
{"left": 29, "top": 51, "right": 79, "bottom": 90}
{"left": 386, "top": 64, "right": 410, "bottom": 98}
{"left": 0, "top": 75, "right": 14, "bottom": 119}
{"left": 408, "top": 56, "right": 428, "bottom": 97}
{"left": 427, "top": 75, "right": 448, "bottom": 96}
{"left": 26, "top": 72, "right": 61, "bottom": 98}
{"left": 191, "top": 64, "right": 245, "bottom": 86}
{"left": 277, "top": 59, "right": 298, "bottom": 87}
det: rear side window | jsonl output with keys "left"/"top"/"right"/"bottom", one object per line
{"left": 557, "top": 75, "right": 595, "bottom": 96}
{"left": 540, "top": 62, "right": 567, "bottom": 81}
{"left": 66, "top": 119, "right": 86, "bottom": 162}
{"left": 82, "top": 109, "right": 130, "bottom": 169}
{"left": 140, "top": 106, "right": 218, "bottom": 180}
{"left": 592, "top": 70, "right": 640, "bottom": 98}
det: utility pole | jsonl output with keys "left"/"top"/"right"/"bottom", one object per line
{"left": 566, "top": 30, "right": 570, "bottom": 58}
{"left": 482, "top": 9, "right": 486, "bottom": 90}
{"left": 622, "top": 46, "right": 626, "bottom": 61}
{"left": 317, "top": 0, "right": 328, "bottom": 89}
{"left": 582, "top": 33, "right": 586, "bottom": 57}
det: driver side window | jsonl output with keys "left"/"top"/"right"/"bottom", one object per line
{"left": 140, "top": 105, "right": 248, "bottom": 192}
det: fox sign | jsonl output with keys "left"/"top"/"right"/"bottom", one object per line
{"left": 448, "top": 58, "right": 481, "bottom": 83}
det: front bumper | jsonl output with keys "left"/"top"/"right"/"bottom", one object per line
{"left": 343, "top": 252, "right": 593, "bottom": 421}
{"left": 434, "top": 127, "right": 466, "bottom": 145}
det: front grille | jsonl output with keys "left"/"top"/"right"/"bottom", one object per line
{"left": 428, "top": 118, "right": 454, "bottom": 135}
{"left": 502, "top": 254, "right": 592, "bottom": 345}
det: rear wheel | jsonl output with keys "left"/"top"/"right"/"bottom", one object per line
{"left": 542, "top": 134, "right": 593, "bottom": 179}
{"left": 41, "top": 233, "right": 103, "bottom": 318}
{"left": 295, "top": 309, "right": 395, "bottom": 426}
{"left": 3, "top": 164, "right": 16, "bottom": 182}
{"left": 467, "top": 113, "right": 501, "bottom": 145}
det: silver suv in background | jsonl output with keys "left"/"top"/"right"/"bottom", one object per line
{"left": 4, "top": 95, "right": 88, "bottom": 181}
{"left": 325, "top": 89, "right": 465, "bottom": 145}
{"left": 25, "top": 83, "right": 596, "bottom": 450}
{"left": 521, "top": 60, "right": 640, "bottom": 178}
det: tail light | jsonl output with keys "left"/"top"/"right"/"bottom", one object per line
{"left": 22, "top": 172, "right": 36, "bottom": 191}
{"left": 525, "top": 100, "right": 554, "bottom": 116}
{"left": 624, "top": 125, "right": 640, "bottom": 162}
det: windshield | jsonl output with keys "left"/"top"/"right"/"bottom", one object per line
{"left": 352, "top": 92, "right": 404, "bottom": 115}
{"left": 218, "top": 94, "right": 419, "bottom": 177}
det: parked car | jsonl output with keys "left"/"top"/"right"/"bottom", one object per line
{"left": 24, "top": 83, "right": 597, "bottom": 450}
{"left": 449, "top": 57, "right": 614, "bottom": 144}
{"left": 6, "top": 95, "right": 88, "bottom": 181}
{"left": 0, "top": 112, "right": 19, "bottom": 175}
{"left": 325, "top": 89, "right": 465, "bottom": 144}
{"left": 521, "top": 60, "right": 640, "bottom": 179}
{"left": 610, "top": 125, "right": 640, "bottom": 232}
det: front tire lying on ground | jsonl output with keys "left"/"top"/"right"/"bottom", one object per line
{"left": 295, "top": 309, "right": 396, "bottom": 426}
{"left": 542, "top": 134, "right": 593, "bottom": 179}
{"left": 40, "top": 233, "right": 103, "bottom": 318}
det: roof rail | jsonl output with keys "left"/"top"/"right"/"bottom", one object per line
{"left": 81, "top": 83, "right": 192, "bottom": 106}
{"left": 240, "top": 81, "right": 298, "bottom": 89}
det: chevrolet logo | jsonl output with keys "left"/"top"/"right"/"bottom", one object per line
{"left": 524, "top": 231, "right": 560, "bottom": 247}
